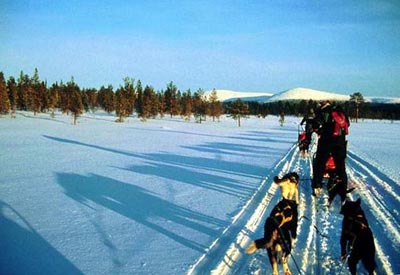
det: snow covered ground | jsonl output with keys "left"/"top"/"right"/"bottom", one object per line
{"left": 1, "top": 111, "right": 399, "bottom": 275}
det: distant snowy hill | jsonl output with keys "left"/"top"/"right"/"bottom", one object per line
{"left": 204, "top": 89, "right": 273, "bottom": 102}
{"left": 266, "top": 87, "right": 350, "bottom": 102}
{"left": 206, "top": 87, "right": 400, "bottom": 104}
{"left": 365, "top": 97, "right": 400, "bottom": 104}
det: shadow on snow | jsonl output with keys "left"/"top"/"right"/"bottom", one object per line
{"left": 0, "top": 200, "right": 83, "bottom": 275}
{"left": 56, "top": 172, "right": 226, "bottom": 253}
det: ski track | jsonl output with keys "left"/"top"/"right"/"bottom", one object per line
{"left": 187, "top": 143, "right": 399, "bottom": 275}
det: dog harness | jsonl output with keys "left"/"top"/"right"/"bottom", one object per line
{"left": 345, "top": 214, "right": 369, "bottom": 234}
{"left": 343, "top": 213, "right": 369, "bottom": 253}
{"left": 273, "top": 205, "right": 293, "bottom": 227}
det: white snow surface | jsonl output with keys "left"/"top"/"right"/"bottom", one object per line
{"left": 1, "top": 111, "right": 399, "bottom": 275}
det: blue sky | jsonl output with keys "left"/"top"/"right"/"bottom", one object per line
{"left": 1, "top": 0, "right": 399, "bottom": 96}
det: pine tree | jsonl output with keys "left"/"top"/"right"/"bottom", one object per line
{"left": 193, "top": 88, "right": 207, "bottom": 123}
{"left": 123, "top": 77, "right": 136, "bottom": 116}
{"left": 141, "top": 85, "right": 153, "bottom": 121}
{"left": 180, "top": 90, "right": 192, "bottom": 121}
{"left": 17, "top": 71, "right": 31, "bottom": 111}
{"left": 85, "top": 88, "right": 98, "bottom": 113}
{"left": 30, "top": 68, "right": 42, "bottom": 115}
{"left": 66, "top": 78, "right": 83, "bottom": 125}
{"left": 165, "top": 81, "right": 179, "bottom": 117}
{"left": 98, "top": 85, "right": 114, "bottom": 113}
{"left": 48, "top": 83, "right": 60, "bottom": 118}
{"left": 115, "top": 78, "right": 136, "bottom": 122}
{"left": 228, "top": 98, "right": 249, "bottom": 127}
{"left": 150, "top": 91, "right": 160, "bottom": 118}
{"left": 7, "top": 76, "right": 18, "bottom": 117}
{"left": 135, "top": 80, "right": 143, "bottom": 116}
{"left": 0, "top": 72, "right": 10, "bottom": 115}
{"left": 208, "top": 89, "right": 223, "bottom": 122}
{"left": 158, "top": 93, "right": 165, "bottom": 118}
{"left": 59, "top": 81, "right": 71, "bottom": 115}
{"left": 115, "top": 86, "right": 128, "bottom": 122}
{"left": 350, "top": 92, "right": 364, "bottom": 123}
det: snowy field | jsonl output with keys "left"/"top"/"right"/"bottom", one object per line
{"left": 0, "top": 111, "right": 399, "bottom": 275}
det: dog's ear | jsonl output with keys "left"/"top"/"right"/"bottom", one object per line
{"left": 356, "top": 198, "right": 361, "bottom": 206}
{"left": 340, "top": 199, "right": 356, "bottom": 216}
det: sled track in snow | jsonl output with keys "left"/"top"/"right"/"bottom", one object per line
{"left": 186, "top": 143, "right": 299, "bottom": 275}
{"left": 346, "top": 150, "right": 400, "bottom": 274}
{"left": 187, "top": 145, "right": 400, "bottom": 275}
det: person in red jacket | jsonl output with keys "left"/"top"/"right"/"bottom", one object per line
{"left": 312, "top": 100, "right": 350, "bottom": 197}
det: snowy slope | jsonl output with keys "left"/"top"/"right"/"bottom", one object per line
{"left": 266, "top": 87, "right": 350, "bottom": 102}
{"left": 207, "top": 87, "right": 400, "bottom": 104}
{"left": 0, "top": 111, "right": 399, "bottom": 275}
{"left": 365, "top": 97, "right": 400, "bottom": 104}
{"left": 204, "top": 89, "right": 273, "bottom": 102}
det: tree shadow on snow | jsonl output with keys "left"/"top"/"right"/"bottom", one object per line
{"left": 56, "top": 172, "right": 225, "bottom": 252}
{"left": 44, "top": 135, "right": 267, "bottom": 197}
{"left": 43, "top": 135, "right": 137, "bottom": 157}
{"left": 0, "top": 200, "right": 83, "bottom": 275}
{"left": 230, "top": 130, "right": 296, "bottom": 144}
{"left": 182, "top": 142, "right": 285, "bottom": 159}
{"left": 114, "top": 149, "right": 263, "bottom": 197}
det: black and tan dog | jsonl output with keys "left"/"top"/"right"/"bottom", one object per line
{"left": 246, "top": 198, "right": 298, "bottom": 275}
{"left": 273, "top": 172, "right": 299, "bottom": 205}
{"left": 340, "top": 198, "right": 376, "bottom": 275}
{"left": 327, "top": 171, "right": 354, "bottom": 205}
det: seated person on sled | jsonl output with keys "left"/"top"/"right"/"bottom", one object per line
{"left": 298, "top": 131, "right": 309, "bottom": 155}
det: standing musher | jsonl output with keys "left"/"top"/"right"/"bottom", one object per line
{"left": 312, "top": 100, "right": 350, "bottom": 196}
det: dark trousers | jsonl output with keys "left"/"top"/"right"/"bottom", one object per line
{"left": 312, "top": 140, "right": 347, "bottom": 189}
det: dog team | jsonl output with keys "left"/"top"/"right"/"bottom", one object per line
{"left": 246, "top": 100, "right": 376, "bottom": 275}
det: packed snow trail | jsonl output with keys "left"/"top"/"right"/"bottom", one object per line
{"left": 186, "top": 143, "right": 400, "bottom": 274}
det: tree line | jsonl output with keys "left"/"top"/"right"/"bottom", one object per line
{"left": 0, "top": 69, "right": 228, "bottom": 125}
{"left": 241, "top": 94, "right": 400, "bottom": 121}
{"left": 1, "top": 69, "right": 399, "bottom": 125}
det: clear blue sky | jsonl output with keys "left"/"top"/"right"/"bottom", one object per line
{"left": 1, "top": 0, "right": 399, "bottom": 96}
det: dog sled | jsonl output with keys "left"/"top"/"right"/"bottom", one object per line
{"left": 298, "top": 125, "right": 309, "bottom": 156}
{"left": 313, "top": 153, "right": 354, "bottom": 205}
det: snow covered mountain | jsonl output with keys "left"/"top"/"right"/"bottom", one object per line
{"left": 266, "top": 87, "right": 350, "bottom": 102}
{"left": 365, "top": 97, "right": 400, "bottom": 104}
{"left": 206, "top": 87, "right": 400, "bottom": 104}
{"left": 204, "top": 89, "right": 273, "bottom": 102}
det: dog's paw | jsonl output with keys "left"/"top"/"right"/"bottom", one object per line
{"left": 312, "top": 187, "right": 322, "bottom": 197}
{"left": 291, "top": 238, "right": 297, "bottom": 248}
{"left": 245, "top": 241, "right": 257, "bottom": 254}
